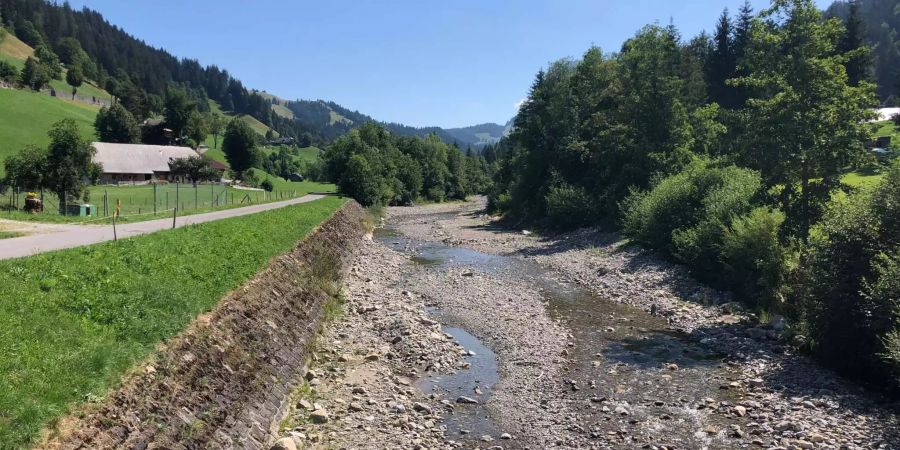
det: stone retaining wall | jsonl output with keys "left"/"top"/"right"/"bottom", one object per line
{"left": 43, "top": 201, "right": 367, "bottom": 449}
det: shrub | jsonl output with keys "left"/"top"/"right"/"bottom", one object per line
{"left": 260, "top": 178, "right": 274, "bottom": 192}
{"left": 0, "top": 60, "right": 17, "bottom": 83}
{"left": 800, "top": 164, "right": 900, "bottom": 390}
{"left": 622, "top": 160, "right": 761, "bottom": 258}
{"left": 720, "top": 208, "right": 789, "bottom": 309}
{"left": 544, "top": 183, "right": 594, "bottom": 230}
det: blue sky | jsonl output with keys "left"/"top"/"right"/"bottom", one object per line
{"left": 67, "top": 0, "right": 832, "bottom": 128}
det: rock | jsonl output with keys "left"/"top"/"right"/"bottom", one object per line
{"left": 734, "top": 405, "right": 747, "bottom": 417}
{"left": 413, "top": 402, "right": 433, "bottom": 415}
{"left": 270, "top": 437, "right": 297, "bottom": 450}
{"left": 297, "top": 399, "right": 314, "bottom": 411}
{"left": 456, "top": 396, "right": 479, "bottom": 404}
{"left": 614, "top": 405, "right": 630, "bottom": 416}
{"left": 500, "top": 433, "right": 513, "bottom": 440}
{"left": 348, "top": 402, "right": 364, "bottom": 412}
{"left": 770, "top": 315, "right": 789, "bottom": 332}
{"left": 480, "top": 435, "right": 494, "bottom": 442}
{"left": 309, "top": 408, "right": 329, "bottom": 424}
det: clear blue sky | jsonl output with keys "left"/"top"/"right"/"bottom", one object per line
{"left": 67, "top": 0, "right": 831, "bottom": 128}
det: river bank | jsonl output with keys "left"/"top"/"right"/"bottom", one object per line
{"left": 277, "top": 198, "right": 899, "bottom": 450}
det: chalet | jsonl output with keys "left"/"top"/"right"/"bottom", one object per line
{"left": 92, "top": 143, "right": 199, "bottom": 184}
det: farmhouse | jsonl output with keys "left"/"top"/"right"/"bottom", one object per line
{"left": 92, "top": 143, "right": 199, "bottom": 184}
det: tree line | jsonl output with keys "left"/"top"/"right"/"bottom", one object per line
{"left": 490, "top": 0, "right": 900, "bottom": 393}
{"left": 321, "top": 122, "right": 493, "bottom": 206}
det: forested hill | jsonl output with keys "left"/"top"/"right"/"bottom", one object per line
{"left": 0, "top": 0, "right": 504, "bottom": 148}
{"left": 277, "top": 97, "right": 507, "bottom": 148}
{"left": 826, "top": 0, "right": 900, "bottom": 102}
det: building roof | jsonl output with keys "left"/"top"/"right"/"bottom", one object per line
{"left": 208, "top": 159, "right": 229, "bottom": 171}
{"left": 92, "top": 143, "right": 199, "bottom": 175}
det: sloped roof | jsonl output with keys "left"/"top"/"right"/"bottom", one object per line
{"left": 92, "top": 143, "right": 198, "bottom": 174}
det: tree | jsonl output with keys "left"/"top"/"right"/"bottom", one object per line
{"left": 33, "top": 45, "right": 61, "bottom": 80}
{"left": 65, "top": 65, "right": 83, "bottom": 99}
{"left": 706, "top": 9, "right": 737, "bottom": 107}
{"left": 222, "top": 118, "right": 259, "bottom": 178}
{"left": 839, "top": 0, "right": 871, "bottom": 87}
{"left": 3, "top": 145, "right": 47, "bottom": 190}
{"left": 43, "top": 119, "right": 99, "bottom": 209}
{"left": 94, "top": 103, "right": 140, "bottom": 143}
{"left": 164, "top": 86, "right": 197, "bottom": 141}
{"left": 735, "top": 0, "right": 877, "bottom": 238}
{"left": 0, "top": 60, "right": 18, "bottom": 83}
{"left": 185, "top": 111, "right": 208, "bottom": 147}
{"left": 206, "top": 113, "right": 226, "bottom": 149}
{"left": 168, "top": 156, "right": 221, "bottom": 185}
{"left": 20, "top": 57, "right": 49, "bottom": 90}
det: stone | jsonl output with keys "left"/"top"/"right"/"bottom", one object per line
{"left": 734, "top": 405, "right": 747, "bottom": 417}
{"left": 309, "top": 408, "right": 329, "bottom": 424}
{"left": 270, "top": 437, "right": 297, "bottom": 450}
{"left": 500, "top": 433, "right": 512, "bottom": 440}
{"left": 456, "top": 396, "right": 479, "bottom": 404}
{"left": 297, "top": 399, "right": 314, "bottom": 411}
{"left": 413, "top": 402, "right": 433, "bottom": 415}
{"left": 348, "top": 402, "right": 364, "bottom": 412}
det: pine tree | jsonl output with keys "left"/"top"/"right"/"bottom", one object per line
{"left": 839, "top": 0, "right": 871, "bottom": 87}
{"left": 706, "top": 9, "right": 736, "bottom": 107}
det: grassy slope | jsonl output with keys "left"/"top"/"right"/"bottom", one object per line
{"left": 0, "top": 89, "right": 98, "bottom": 174}
{"left": 0, "top": 196, "right": 346, "bottom": 448}
{"left": 248, "top": 167, "right": 334, "bottom": 192}
{"left": 1, "top": 31, "right": 111, "bottom": 101}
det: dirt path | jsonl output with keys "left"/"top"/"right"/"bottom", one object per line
{"left": 0, "top": 194, "right": 325, "bottom": 260}
{"left": 276, "top": 198, "right": 899, "bottom": 450}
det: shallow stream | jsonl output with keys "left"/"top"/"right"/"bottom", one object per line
{"left": 376, "top": 226, "right": 744, "bottom": 448}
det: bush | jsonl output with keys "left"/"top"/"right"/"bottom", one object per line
{"left": 260, "top": 178, "right": 274, "bottom": 192}
{"left": 621, "top": 160, "right": 790, "bottom": 306}
{"left": 622, "top": 160, "right": 761, "bottom": 257}
{"left": 0, "top": 60, "right": 17, "bottom": 83}
{"left": 720, "top": 208, "right": 790, "bottom": 309}
{"left": 800, "top": 164, "right": 900, "bottom": 390}
{"left": 544, "top": 183, "right": 594, "bottom": 230}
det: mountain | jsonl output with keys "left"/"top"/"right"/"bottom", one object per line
{"left": 444, "top": 123, "right": 507, "bottom": 147}
{"left": 256, "top": 90, "right": 508, "bottom": 148}
{"left": 0, "top": 1, "right": 499, "bottom": 150}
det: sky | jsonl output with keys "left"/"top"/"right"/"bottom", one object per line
{"left": 66, "top": 0, "right": 832, "bottom": 129}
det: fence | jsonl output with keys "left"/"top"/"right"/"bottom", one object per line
{"left": 3, "top": 183, "right": 302, "bottom": 221}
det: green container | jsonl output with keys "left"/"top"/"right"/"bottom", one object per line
{"left": 65, "top": 204, "right": 95, "bottom": 217}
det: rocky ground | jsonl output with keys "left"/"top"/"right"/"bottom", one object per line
{"left": 274, "top": 198, "right": 899, "bottom": 450}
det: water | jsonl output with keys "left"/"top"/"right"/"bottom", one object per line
{"left": 375, "top": 226, "right": 742, "bottom": 448}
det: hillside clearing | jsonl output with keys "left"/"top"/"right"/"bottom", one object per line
{"left": 0, "top": 89, "right": 98, "bottom": 175}
{"left": 0, "top": 196, "right": 346, "bottom": 448}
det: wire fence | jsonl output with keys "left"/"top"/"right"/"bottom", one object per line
{"left": 2, "top": 183, "right": 303, "bottom": 222}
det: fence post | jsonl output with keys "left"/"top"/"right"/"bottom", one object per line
{"left": 194, "top": 184, "right": 198, "bottom": 210}
{"left": 176, "top": 182, "right": 180, "bottom": 213}
{"left": 153, "top": 183, "right": 157, "bottom": 215}
{"left": 172, "top": 207, "right": 177, "bottom": 229}
{"left": 211, "top": 183, "right": 214, "bottom": 208}
{"left": 112, "top": 214, "right": 117, "bottom": 241}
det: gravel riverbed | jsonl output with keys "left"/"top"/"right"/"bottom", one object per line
{"left": 275, "top": 198, "right": 899, "bottom": 450}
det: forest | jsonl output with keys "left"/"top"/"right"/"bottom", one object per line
{"left": 487, "top": 0, "right": 900, "bottom": 393}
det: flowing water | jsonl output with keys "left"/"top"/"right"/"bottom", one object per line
{"left": 376, "top": 227, "right": 745, "bottom": 448}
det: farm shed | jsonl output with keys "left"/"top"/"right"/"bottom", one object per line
{"left": 92, "top": 143, "right": 199, "bottom": 184}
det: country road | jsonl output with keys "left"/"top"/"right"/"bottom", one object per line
{"left": 277, "top": 198, "right": 900, "bottom": 450}
{"left": 0, "top": 194, "right": 326, "bottom": 260}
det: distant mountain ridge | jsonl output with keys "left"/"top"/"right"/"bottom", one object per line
{"left": 255, "top": 90, "right": 509, "bottom": 148}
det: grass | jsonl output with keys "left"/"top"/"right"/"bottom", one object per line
{"left": 0, "top": 179, "right": 336, "bottom": 224}
{"left": 248, "top": 168, "right": 333, "bottom": 193}
{"left": 0, "top": 89, "right": 98, "bottom": 175}
{"left": 0, "top": 195, "right": 347, "bottom": 448}
{"left": 0, "top": 231, "right": 24, "bottom": 239}
{"left": 873, "top": 120, "right": 900, "bottom": 144}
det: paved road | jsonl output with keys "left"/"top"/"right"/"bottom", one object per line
{"left": 0, "top": 194, "right": 326, "bottom": 260}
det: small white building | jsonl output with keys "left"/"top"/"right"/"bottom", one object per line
{"left": 92, "top": 143, "right": 199, "bottom": 184}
